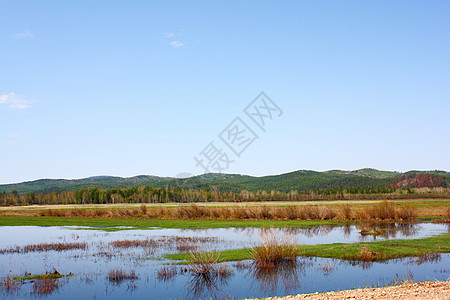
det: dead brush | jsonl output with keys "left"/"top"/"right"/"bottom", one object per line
{"left": 319, "top": 206, "right": 337, "bottom": 220}
{"left": 259, "top": 205, "right": 272, "bottom": 219}
{"left": 302, "top": 205, "right": 321, "bottom": 220}
{"left": 140, "top": 204, "right": 148, "bottom": 215}
{"left": 44, "top": 209, "right": 67, "bottom": 217}
{"left": 231, "top": 207, "right": 254, "bottom": 219}
{"left": 94, "top": 209, "right": 107, "bottom": 217}
{"left": 446, "top": 207, "right": 450, "bottom": 222}
{"left": 374, "top": 200, "right": 396, "bottom": 220}
{"left": 178, "top": 205, "right": 206, "bottom": 219}
{"left": 107, "top": 269, "right": 138, "bottom": 285}
{"left": 284, "top": 206, "right": 300, "bottom": 220}
{"left": 396, "top": 205, "right": 416, "bottom": 221}
{"left": 340, "top": 204, "right": 353, "bottom": 220}
{"left": 210, "top": 207, "right": 224, "bottom": 218}
{"left": 251, "top": 228, "right": 299, "bottom": 268}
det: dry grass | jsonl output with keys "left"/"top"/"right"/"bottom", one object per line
{"left": 2, "top": 200, "right": 440, "bottom": 221}
{"left": 211, "top": 264, "right": 233, "bottom": 278}
{"left": 107, "top": 269, "right": 138, "bottom": 285}
{"left": 108, "top": 236, "right": 220, "bottom": 254}
{"left": 0, "top": 242, "right": 87, "bottom": 254}
{"left": 157, "top": 266, "right": 178, "bottom": 281}
{"left": 396, "top": 205, "right": 416, "bottom": 221}
{"left": 176, "top": 241, "right": 198, "bottom": 252}
{"left": 340, "top": 204, "right": 353, "bottom": 220}
{"left": 31, "top": 279, "right": 60, "bottom": 295}
{"left": 0, "top": 277, "right": 21, "bottom": 293}
{"left": 358, "top": 247, "right": 379, "bottom": 261}
{"left": 188, "top": 251, "right": 220, "bottom": 274}
{"left": 109, "top": 239, "right": 157, "bottom": 249}
{"left": 251, "top": 228, "right": 299, "bottom": 268}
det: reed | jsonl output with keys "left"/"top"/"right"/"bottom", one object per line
{"left": 396, "top": 205, "right": 416, "bottom": 221}
{"left": 251, "top": 228, "right": 298, "bottom": 268}
{"left": 340, "top": 204, "right": 353, "bottom": 220}
{"left": 0, "top": 277, "right": 20, "bottom": 293}
{"left": 157, "top": 266, "right": 177, "bottom": 281}
{"left": 188, "top": 251, "right": 220, "bottom": 275}
{"left": 31, "top": 279, "right": 60, "bottom": 295}
{"left": 0, "top": 242, "right": 87, "bottom": 254}
{"left": 107, "top": 269, "right": 138, "bottom": 285}
{"left": 109, "top": 239, "right": 157, "bottom": 249}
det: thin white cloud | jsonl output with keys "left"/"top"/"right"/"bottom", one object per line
{"left": 0, "top": 93, "right": 32, "bottom": 109}
{"left": 6, "top": 132, "right": 22, "bottom": 138}
{"left": 169, "top": 41, "right": 184, "bottom": 48}
{"left": 5, "top": 132, "right": 22, "bottom": 145}
{"left": 163, "top": 32, "right": 175, "bottom": 39}
{"left": 15, "top": 30, "right": 34, "bottom": 39}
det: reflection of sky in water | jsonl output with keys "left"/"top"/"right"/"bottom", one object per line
{"left": 0, "top": 223, "right": 446, "bottom": 248}
{"left": 0, "top": 223, "right": 448, "bottom": 299}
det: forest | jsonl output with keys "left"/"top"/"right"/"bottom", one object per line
{"left": 1, "top": 185, "right": 449, "bottom": 206}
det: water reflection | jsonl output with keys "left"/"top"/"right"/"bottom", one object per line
{"left": 0, "top": 223, "right": 448, "bottom": 300}
{"left": 184, "top": 264, "right": 234, "bottom": 300}
{"left": 407, "top": 253, "right": 441, "bottom": 265}
{"left": 356, "top": 223, "right": 420, "bottom": 242}
{"left": 246, "top": 258, "right": 310, "bottom": 295}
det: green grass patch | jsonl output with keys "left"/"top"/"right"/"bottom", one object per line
{"left": 0, "top": 216, "right": 341, "bottom": 231}
{"left": 12, "top": 273, "right": 71, "bottom": 281}
{"left": 167, "top": 233, "right": 450, "bottom": 263}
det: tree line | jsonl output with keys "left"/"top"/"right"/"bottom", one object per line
{"left": 1, "top": 185, "right": 448, "bottom": 206}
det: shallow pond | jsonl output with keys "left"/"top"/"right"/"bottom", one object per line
{"left": 0, "top": 223, "right": 448, "bottom": 299}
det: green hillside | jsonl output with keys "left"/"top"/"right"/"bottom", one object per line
{"left": 1, "top": 169, "right": 448, "bottom": 195}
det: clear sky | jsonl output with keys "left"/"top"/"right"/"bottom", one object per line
{"left": 1, "top": 1, "right": 449, "bottom": 184}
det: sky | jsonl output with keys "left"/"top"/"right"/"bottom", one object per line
{"left": 1, "top": 1, "right": 449, "bottom": 184}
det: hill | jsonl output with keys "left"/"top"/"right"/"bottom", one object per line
{"left": 1, "top": 169, "right": 448, "bottom": 195}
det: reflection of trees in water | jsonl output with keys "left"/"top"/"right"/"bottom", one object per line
{"left": 342, "top": 224, "right": 353, "bottom": 238}
{"left": 345, "top": 260, "right": 376, "bottom": 270}
{"left": 300, "top": 225, "right": 335, "bottom": 237}
{"left": 356, "top": 222, "right": 419, "bottom": 241}
{"left": 407, "top": 253, "right": 441, "bottom": 265}
{"left": 234, "top": 226, "right": 338, "bottom": 241}
{"left": 246, "top": 258, "right": 309, "bottom": 295}
{"left": 396, "top": 223, "right": 419, "bottom": 237}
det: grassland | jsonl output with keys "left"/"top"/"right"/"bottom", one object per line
{"left": 12, "top": 273, "right": 71, "bottom": 281}
{"left": 0, "top": 199, "right": 447, "bottom": 230}
{"left": 0, "top": 216, "right": 340, "bottom": 230}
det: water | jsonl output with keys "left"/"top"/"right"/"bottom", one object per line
{"left": 0, "top": 223, "right": 448, "bottom": 299}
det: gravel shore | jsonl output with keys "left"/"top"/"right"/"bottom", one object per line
{"left": 256, "top": 281, "right": 449, "bottom": 300}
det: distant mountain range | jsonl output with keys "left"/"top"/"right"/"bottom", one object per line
{"left": 1, "top": 168, "right": 449, "bottom": 195}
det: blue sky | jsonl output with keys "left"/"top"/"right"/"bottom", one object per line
{"left": 1, "top": 1, "right": 449, "bottom": 184}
